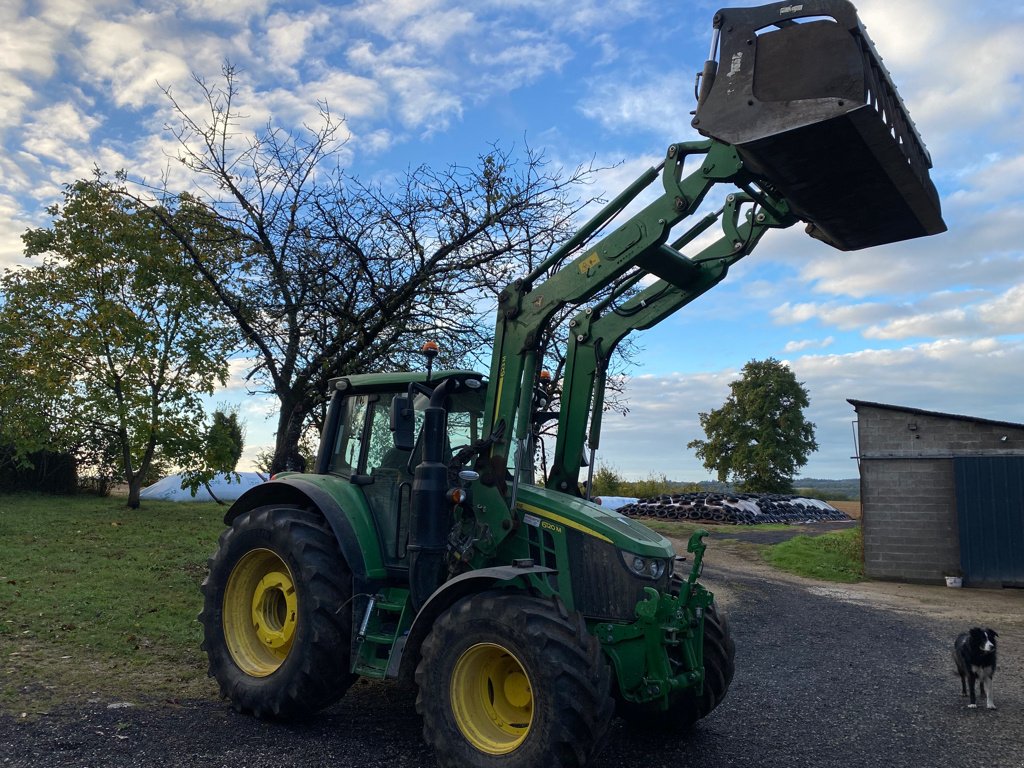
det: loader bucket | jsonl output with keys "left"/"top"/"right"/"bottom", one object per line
{"left": 691, "top": 0, "right": 946, "bottom": 251}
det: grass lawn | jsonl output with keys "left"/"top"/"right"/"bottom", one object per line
{"left": 642, "top": 517, "right": 864, "bottom": 582}
{"left": 1, "top": 493, "right": 226, "bottom": 713}
{"left": 763, "top": 527, "right": 864, "bottom": 582}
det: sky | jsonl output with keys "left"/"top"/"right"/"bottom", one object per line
{"left": 2, "top": 0, "right": 1023, "bottom": 482}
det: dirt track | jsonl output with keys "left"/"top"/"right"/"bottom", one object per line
{"left": 3, "top": 525, "right": 1022, "bottom": 768}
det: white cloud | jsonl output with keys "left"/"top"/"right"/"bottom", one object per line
{"left": 577, "top": 77, "right": 690, "bottom": 140}
{"left": 264, "top": 10, "right": 331, "bottom": 71}
{"left": 75, "top": 16, "right": 193, "bottom": 110}
{"left": 864, "top": 308, "right": 974, "bottom": 340}
{"left": 342, "top": 0, "right": 448, "bottom": 36}
{"left": 480, "top": 0, "right": 654, "bottom": 33}
{"left": 0, "top": 5, "right": 71, "bottom": 133}
{"left": 470, "top": 36, "right": 573, "bottom": 91}
{"left": 346, "top": 41, "right": 462, "bottom": 130}
{"left": 771, "top": 281, "right": 1024, "bottom": 342}
{"left": 0, "top": 194, "right": 35, "bottom": 269}
{"left": 796, "top": 338, "right": 1023, "bottom": 419}
{"left": 0, "top": 75, "right": 37, "bottom": 134}
{"left": 978, "top": 283, "right": 1024, "bottom": 327}
{"left": 402, "top": 8, "right": 476, "bottom": 49}
{"left": 260, "top": 70, "right": 385, "bottom": 126}
{"left": 356, "top": 128, "right": 395, "bottom": 155}
{"left": 181, "top": 0, "right": 271, "bottom": 24}
{"left": 784, "top": 337, "right": 834, "bottom": 353}
{"left": 947, "top": 152, "right": 1024, "bottom": 207}
{"left": 20, "top": 101, "right": 103, "bottom": 166}
{"left": 773, "top": 301, "right": 889, "bottom": 330}
{"left": 589, "top": 33, "right": 620, "bottom": 66}
{"left": 0, "top": 13, "right": 61, "bottom": 80}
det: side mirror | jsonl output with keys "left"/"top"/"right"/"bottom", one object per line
{"left": 390, "top": 395, "right": 415, "bottom": 451}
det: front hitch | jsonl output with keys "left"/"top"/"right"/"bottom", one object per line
{"left": 593, "top": 530, "right": 715, "bottom": 708}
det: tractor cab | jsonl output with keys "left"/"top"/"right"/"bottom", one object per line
{"left": 318, "top": 369, "right": 486, "bottom": 572}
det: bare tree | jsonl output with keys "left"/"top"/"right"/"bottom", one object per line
{"left": 125, "top": 65, "right": 605, "bottom": 473}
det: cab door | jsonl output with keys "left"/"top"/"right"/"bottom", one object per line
{"left": 361, "top": 394, "right": 417, "bottom": 569}
{"left": 322, "top": 391, "right": 416, "bottom": 570}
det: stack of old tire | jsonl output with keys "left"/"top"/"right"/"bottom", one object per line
{"left": 616, "top": 492, "right": 850, "bottom": 525}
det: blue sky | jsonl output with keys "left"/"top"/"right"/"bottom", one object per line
{"left": 2, "top": 0, "right": 1023, "bottom": 481}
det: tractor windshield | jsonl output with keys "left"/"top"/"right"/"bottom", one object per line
{"left": 326, "top": 378, "right": 486, "bottom": 479}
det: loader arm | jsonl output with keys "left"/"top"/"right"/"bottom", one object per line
{"left": 471, "top": 139, "right": 798, "bottom": 547}
{"left": 546, "top": 188, "right": 796, "bottom": 494}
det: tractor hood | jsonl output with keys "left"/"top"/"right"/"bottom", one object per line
{"left": 514, "top": 484, "right": 674, "bottom": 559}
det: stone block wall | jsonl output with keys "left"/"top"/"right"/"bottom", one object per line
{"left": 859, "top": 458, "right": 960, "bottom": 581}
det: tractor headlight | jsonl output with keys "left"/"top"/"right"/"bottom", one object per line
{"left": 620, "top": 550, "right": 669, "bottom": 580}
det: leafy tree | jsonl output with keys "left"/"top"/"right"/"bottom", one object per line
{"left": 588, "top": 464, "right": 699, "bottom": 499}
{"left": 205, "top": 409, "right": 245, "bottom": 474}
{"left": 0, "top": 307, "right": 76, "bottom": 463}
{"left": 619, "top": 474, "right": 698, "bottom": 499}
{"left": 180, "top": 408, "right": 246, "bottom": 503}
{"left": 687, "top": 358, "right": 818, "bottom": 494}
{"left": 590, "top": 465, "right": 623, "bottom": 496}
{"left": 120, "top": 64, "right": 605, "bottom": 474}
{"left": 0, "top": 179, "right": 236, "bottom": 507}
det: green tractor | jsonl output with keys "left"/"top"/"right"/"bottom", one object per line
{"left": 199, "top": 2, "right": 944, "bottom": 765}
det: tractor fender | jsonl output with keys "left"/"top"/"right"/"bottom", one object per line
{"left": 224, "top": 476, "right": 381, "bottom": 593}
{"left": 391, "top": 564, "right": 556, "bottom": 683}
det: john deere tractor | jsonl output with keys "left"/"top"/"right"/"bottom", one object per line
{"left": 199, "top": 2, "right": 945, "bottom": 765}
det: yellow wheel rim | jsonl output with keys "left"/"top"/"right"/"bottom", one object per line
{"left": 223, "top": 549, "right": 298, "bottom": 677}
{"left": 450, "top": 642, "right": 533, "bottom": 755}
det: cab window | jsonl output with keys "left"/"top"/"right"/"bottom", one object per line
{"left": 366, "top": 396, "right": 419, "bottom": 473}
{"left": 327, "top": 395, "right": 369, "bottom": 476}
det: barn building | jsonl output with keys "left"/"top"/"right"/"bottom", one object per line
{"left": 849, "top": 400, "right": 1024, "bottom": 587}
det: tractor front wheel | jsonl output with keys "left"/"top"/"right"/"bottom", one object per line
{"left": 416, "top": 592, "right": 613, "bottom": 768}
{"left": 199, "top": 505, "right": 355, "bottom": 719}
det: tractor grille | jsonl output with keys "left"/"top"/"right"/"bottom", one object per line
{"left": 567, "top": 530, "right": 669, "bottom": 622}
{"left": 526, "top": 521, "right": 559, "bottom": 571}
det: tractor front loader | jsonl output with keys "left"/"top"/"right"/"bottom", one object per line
{"left": 199, "top": 2, "right": 945, "bottom": 766}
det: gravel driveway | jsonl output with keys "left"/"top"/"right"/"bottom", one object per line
{"left": 3, "top": 529, "right": 1022, "bottom": 768}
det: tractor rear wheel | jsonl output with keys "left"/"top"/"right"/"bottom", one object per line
{"left": 199, "top": 505, "right": 355, "bottom": 719}
{"left": 618, "top": 600, "right": 735, "bottom": 732}
{"left": 416, "top": 592, "right": 614, "bottom": 768}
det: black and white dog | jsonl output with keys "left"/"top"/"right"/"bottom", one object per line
{"left": 953, "top": 627, "right": 998, "bottom": 709}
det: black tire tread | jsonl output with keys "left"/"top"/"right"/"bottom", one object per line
{"left": 415, "top": 592, "right": 614, "bottom": 768}
{"left": 199, "top": 505, "right": 355, "bottom": 720}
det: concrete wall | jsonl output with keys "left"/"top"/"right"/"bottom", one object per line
{"left": 860, "top": 457, "right": 959, "bottom": 581}
{"left": 852, "top": 401, "right": 1024, "bottom": 583}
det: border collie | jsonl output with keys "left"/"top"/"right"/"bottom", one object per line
{"left": 953, "top": 627, "right": 998, "bottom": 709}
